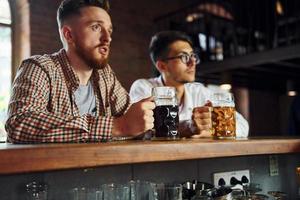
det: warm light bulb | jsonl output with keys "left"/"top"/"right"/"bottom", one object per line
{"left": 288, "top": 91, "right": 297, "bottom": 96}
{"left": 276, "top": 0, "right": 284, "bottom": 15}
{"left": 186, "top": 15, "right": 194, "bottom": 22}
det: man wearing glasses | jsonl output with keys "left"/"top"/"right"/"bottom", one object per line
{"left": 129, "top": 31, "right": 249, "bottom": 137}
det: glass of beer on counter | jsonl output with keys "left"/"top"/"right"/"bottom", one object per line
{"left": 211, "top": 92, "right": 236, "bottom": 139}
{"left": 152, "top": 86, "right": 179, "bottom": 140}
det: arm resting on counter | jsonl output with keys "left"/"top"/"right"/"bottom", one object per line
{"left": 5, "top": 60, "right": 115, "bottom": 143}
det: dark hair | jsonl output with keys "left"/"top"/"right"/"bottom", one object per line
{"left": 149, "top": 31, "right": 193, "bottom": 66}
{"left": 57, "top": 0, "right": 110, "bottom": 27}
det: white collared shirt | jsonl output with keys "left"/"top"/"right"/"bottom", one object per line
{"left": 129, "top": 76, "right": 249, "bottom": 138}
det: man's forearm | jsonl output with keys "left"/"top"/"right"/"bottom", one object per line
{"left": 6, "top": 112, "right": 113, "bottom": 143}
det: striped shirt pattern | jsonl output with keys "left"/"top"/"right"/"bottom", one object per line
{"left": 5, "top": 49, "right": 130, "bottom": 143}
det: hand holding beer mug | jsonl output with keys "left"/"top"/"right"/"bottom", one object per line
{"left": 192, "top": 102, "right": 212, "bottom": 137}
{"left": 211, "top": 92, "right": 236, "bottom": 139}
{"left": 152, "top": 87, "right": 179, "bottom": 140}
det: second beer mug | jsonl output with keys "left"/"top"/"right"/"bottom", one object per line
{"left": 211, "top": 92, "right": 236, "bottom": 139}
{"left": 152, "top": 87, "right": 179, "bottom": 140}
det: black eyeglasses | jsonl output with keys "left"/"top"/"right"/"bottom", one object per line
{"left": 162, "top": 52, "right": 200, "bottom": 64}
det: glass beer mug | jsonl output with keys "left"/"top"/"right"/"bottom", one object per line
{"left": 211, "top": 92, "right": 236, "bottom": 139}
{"left": 152, "top": 87, "right": 179, "bottom": 140}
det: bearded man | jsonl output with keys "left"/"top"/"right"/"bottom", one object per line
{"left": 6, "top": 0, "right": 155, "bottom": 143}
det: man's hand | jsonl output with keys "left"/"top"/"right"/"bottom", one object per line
{"left": 192, "top": 101, "right": 212, "bottom": 137}
{"left": 113, "top": 97, "right": 155, "bottom": 137}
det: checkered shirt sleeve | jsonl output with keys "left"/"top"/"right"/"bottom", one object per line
{"left": 5, "top": 52, "right": 129, "bottom": 143}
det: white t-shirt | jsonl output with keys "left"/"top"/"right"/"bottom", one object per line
{"left": 129, "top": 76, "right": 249, "bottom": 138}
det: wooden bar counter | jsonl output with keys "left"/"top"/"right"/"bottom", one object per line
{"left": 0, "top": 137, "right": 300, "bottom": 175}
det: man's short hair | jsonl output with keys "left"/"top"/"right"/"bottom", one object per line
{"left": 149, "top": 31, "right": 193, "bottom": 66}
{"left": 57, "top": 0, "right": 110, "bottom": 27}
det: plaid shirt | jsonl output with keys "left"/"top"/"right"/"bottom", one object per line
{"left": 5, "top": 49, "right": 130, "bottom": 143}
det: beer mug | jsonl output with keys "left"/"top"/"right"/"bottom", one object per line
{"left": 102, "top": 183, "right": 130, "bottom": 200}
{"left": 211, "top": 92, "right": 236, "bottom": 139}
{"left": 154, "top": 183, "right": 183, "bottom": 200}
{"left": 69, "top": 187, "right": 103, "bottom": 200}
{"left": 152, "top": 87, "right": 179, "bottom": 140}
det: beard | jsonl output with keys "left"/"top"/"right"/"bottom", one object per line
{"left": 74, "top": 41, "right": 109, "bottom": 70}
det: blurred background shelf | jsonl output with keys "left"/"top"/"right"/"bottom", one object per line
{"left": 196, "top": 43, "right": 300, "bottom": 92}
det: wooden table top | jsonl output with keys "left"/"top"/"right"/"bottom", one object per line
{"left": 0, "top": 137, "right": 300, "bottom": 175}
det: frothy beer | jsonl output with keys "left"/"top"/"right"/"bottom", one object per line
{"left": 212, "top": 106, "right": 236, "bottom": 138}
